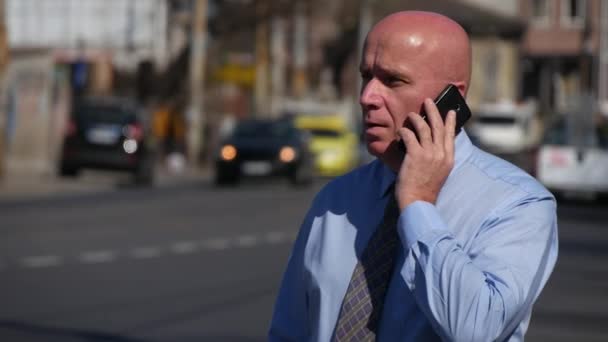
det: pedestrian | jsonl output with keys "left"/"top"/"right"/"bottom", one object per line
{"left": 269, "top": 11, "right": 558, "bottom": 342}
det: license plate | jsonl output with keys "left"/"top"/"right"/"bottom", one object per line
{"left": 548, "top": 149, "right": 572, "bottom": 167}
{"left": 87, "top": 126, "right": 120, "bottom": 145}
{"left": 242, "top": 161, "right": 272, "bottom": 175}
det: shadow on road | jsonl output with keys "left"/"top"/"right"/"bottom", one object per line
{"left": 0, "top": 320, "right": 147, "bottom": 342}
{"left": 0, "top": 321, "right": 268, "bottom": 342}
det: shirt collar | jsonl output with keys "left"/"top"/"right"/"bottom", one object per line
{"left": 376, "top": 130, "right": 474, "bottom": 199}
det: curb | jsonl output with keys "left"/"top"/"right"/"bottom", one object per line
{"left": 0, "top": 165, "right": 211, "bottom": 201}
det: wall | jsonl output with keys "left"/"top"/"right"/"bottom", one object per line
{"left": 469, "top": 38, "right": 519, "bottom": 108}
{"left": 6, "top": 0, "right": 168, "bottom": 70}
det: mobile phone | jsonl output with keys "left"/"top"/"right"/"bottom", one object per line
{"left": 399, "top": 84, "right": 471, "bottom": 151}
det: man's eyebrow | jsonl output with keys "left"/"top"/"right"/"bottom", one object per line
{"left": 375, "top": 65, "right": 409, "bottom": 78}
{"left": 358, "top": 64, "right": 411, "bottom": 80}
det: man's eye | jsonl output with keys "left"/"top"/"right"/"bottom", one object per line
{"left": 385, "top": 76, "right": 403, "bottom": 85}
{"left": 360, "top": 72, "right": 372, "bottom": 81}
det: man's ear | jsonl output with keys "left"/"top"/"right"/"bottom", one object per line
{"left": 451, "top": 81, "right": 467, "bottom": 98}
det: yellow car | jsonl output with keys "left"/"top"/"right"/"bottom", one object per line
{"left": 294, "top": 114, "right": 359, "bottom": 177}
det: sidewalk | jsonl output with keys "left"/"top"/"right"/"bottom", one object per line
{"left": 0, "top": 164, "right": 211, "bottom": 201}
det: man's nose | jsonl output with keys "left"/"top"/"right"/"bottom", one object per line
{"left": 359, "top": 78, "right": 382, "bottom": 109}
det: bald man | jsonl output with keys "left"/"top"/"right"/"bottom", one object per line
{"left": 269, "top": 11, "right": 557, "bottom": 342}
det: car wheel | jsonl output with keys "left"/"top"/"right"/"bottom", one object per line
{"left": 215, "top": 170, "right": 238, "bottom": 186}
{"left": 133, "top": 157, "right": 155, "bottom": 186}
{"left": 290, "top": 164, "right": 313, "bottom": 187}
{"left": 59, "top": 164, "right": 79, "bottom": 178}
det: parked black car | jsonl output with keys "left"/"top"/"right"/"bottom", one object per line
{"left": 58, "top": 97, "right": 156, "bottom": 185}
{"left": 214, "top": 118, "right": 314, "bottom": 186}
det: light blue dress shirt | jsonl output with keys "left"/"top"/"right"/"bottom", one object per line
{"left": 269, "top": 131, "right": 559, "bottom": 342}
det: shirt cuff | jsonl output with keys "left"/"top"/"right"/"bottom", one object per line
{"left": 397, "top": 200, "right": 447, "bottom": 250}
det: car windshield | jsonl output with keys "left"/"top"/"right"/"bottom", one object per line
{"left": 75, "top": 105, "right": 136, "bottom": 124}
{"left": 476, "top": 115, "right": 516, "bottom": 125}
{"left": 543, "top": 119, "right": 608, "bottom": 148}
{"left": 234, "top": 120, "right": 292, "bottom": 139}
{"left": 597, "top": 123, "right": 608, "bottom": 148}
{"left": 306, "top": 128, "right": 341, "bottom": 138}
{"left": 543, "top": 120, "right": 568, "bottom": 145}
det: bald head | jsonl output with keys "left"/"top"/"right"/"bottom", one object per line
{"left": 365, "top": 11, "right": 472, "bottom": 93}
{"left": 359, "top": 11, "right": 473, "bottom": 167}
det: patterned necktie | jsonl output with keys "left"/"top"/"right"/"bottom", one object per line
{"left": 333, "top": 192, "right": 401, "bottom": 341}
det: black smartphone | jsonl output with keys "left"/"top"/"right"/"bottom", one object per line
{"left": 399, "top": 84, "right": 471, "bottom": 151}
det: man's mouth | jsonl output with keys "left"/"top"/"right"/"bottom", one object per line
{"left": 365, "top": 122, "right": 385, "bottom": 129}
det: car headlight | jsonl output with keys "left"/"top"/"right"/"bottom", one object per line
{"left": 279, "top": 146, "right": 297, "bottom": 163}
{"left": 220, "top": 145, "right": 237, "bottom": 161}
{"left": 320, "top": 149, "right": 340, "bottom": 164}
{"left": 123, "top": 139, "right": 138, "bottom": 154}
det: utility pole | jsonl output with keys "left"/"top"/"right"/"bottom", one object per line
{"left": 270, "top": 15, "right": 287, "bottom": 117}
{"left": 354, "top": 0, "right": 374, "bottom": 132}
{"left": 0, "top": 0, "right": 7, "bottom": 179}
{"left": 357, "top": 0, "right": 374, "bottom": 95}
{"left": 599, "top": 0, "right": 608, "bottom": 111}
{"left": 255, "top": 0, "right": 270, "bottom": 117}
{"left": 188, "top": 0, "right": 208, "bottom": 166}
{"left": 292, "top": 0, "right": 308, "bottom": 98}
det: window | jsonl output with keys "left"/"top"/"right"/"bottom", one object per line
{"left": 532, "top": 0, "right": 549, "bottom": 17}
{"left": 561, "top": 0, "right": 587, "bottom": 26}
{"left": 531, "top": 0, "right": 552, "bottom": 26}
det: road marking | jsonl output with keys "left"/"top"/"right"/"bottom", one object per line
{"left": 10, "top": 231, "right": 299, "bottom": 271}
{"left": 80, "top": 250, "right": 117, "bottom": 264}
{"left": 201, "top": 238, "right": 230, "bottom": 250}
{"left": 235, "top": 235, "right": 258, "bottom": 248}
{"left": 264, "top": 231, "right": 287, "bottom": 244}
{"left": 131, "top": 247, "right": 162, "bottom": 259}
{"left": 170, "top": 241, "right": 199, "bottom": 254}
{"left": 22, "top": 256, "right": 63, "bottom": 268}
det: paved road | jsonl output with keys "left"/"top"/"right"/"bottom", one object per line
{"left": 0, "top": 176, "right": 606, "bottom": 341}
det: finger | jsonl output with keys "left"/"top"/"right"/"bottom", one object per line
{"left": 397, "top": 126, "right": 422, "bottom": 154}
{"left": 423, "top": 98, "right": 444, "bottom": 146}
{"left": 406, "top": 111, "right": 432, "bottom": 147}
{"left": 444, "top": 110, "right": 456, "bottom": 156}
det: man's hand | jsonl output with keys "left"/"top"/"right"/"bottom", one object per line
{"left": 395, "top": 98, "right": 456, "bottom": 210}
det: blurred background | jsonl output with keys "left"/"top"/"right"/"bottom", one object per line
{"left": 0, "top": 0, "right": 606, "bottom": 341}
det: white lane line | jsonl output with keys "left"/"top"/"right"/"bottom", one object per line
{"left": 80, "top": 250, "right": 118, "bottom": 264}
{"left": 201, "top": 238, "right": 230, "bottom": 251}
{"left": 235, "top": 235, "right": 258, "bottom": 248}
{"left": 131, "top": 247, "right": 162, "bottom": 259}
{"left": 170, "top": 241, "right": 199, "bottom": 254}
{"left": 15, "top": 231, "right": 300, "bottom": 270}
{"left": 22, "top": 255, "right": 63, "bottom": 268}
{"left": 264, "top": 231, "right": 287, "bottom": 244}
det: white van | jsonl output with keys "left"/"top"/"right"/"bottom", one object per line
{"left": 468, "top": 101, "right": 538, "bottom": 154}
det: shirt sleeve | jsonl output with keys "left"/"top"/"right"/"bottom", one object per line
{"left": 268, "top": 207, "right": 314, "bottom": 341}
{"left": 397, "top": 198, "right": 558, "bottom": 342}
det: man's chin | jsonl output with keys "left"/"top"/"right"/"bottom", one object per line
{"left": 367, "top": 141, "right": 405, "bottom": 168}
{"left": 367, "top": 140, "right": 403, "bottom": 154}
{"left": 365, "top": 141, "right": 385, "bottom": 158}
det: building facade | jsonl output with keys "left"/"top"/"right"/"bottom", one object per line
{"left": 2, "top": 0, "right": 170, "bottom": 178}
{"left": 520, "top": 0, "right": 605, "bottom": 116}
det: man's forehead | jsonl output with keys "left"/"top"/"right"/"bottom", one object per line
{"left": 366, "top": 11, "right": 465, "bottom": 51}
{"left": 362, "top": 29, "right": 430, "bottom": 64}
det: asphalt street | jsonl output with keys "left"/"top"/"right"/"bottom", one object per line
{"left": 0, "top": 175, "right": 607, "bottom": 341}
